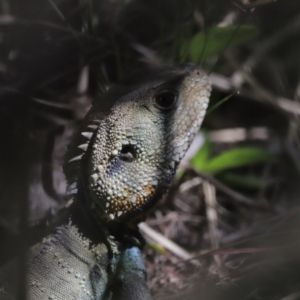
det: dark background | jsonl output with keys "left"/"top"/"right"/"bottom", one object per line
{"left": 0, "top": 0, "right": 300, "bottom": 299}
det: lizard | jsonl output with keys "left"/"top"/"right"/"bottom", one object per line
{"left": 0, "top": 62, "right": 211, "bottom": 300}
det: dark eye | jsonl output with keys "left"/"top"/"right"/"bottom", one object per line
{"left": 154, "top": 91, "right": 177, "bottom": 110}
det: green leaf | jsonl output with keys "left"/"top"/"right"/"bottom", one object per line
{"left": 181, "top": 25, "right": 259, "bottom": 63}
{"left": 195, "top": 147, "right": 276, "bottom": 174}
{"left": 219, "top": 172, "right": 265, "bottom": 190}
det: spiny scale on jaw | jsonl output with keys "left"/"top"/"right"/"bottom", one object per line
{"left": 64, "top": 63, "right": 211, "bottom": 224}
{"left": 68, "top": 154, "right": 83, "bottom": 163}
{"left": 81, "top": 132, "right": 93, "bottom": 140}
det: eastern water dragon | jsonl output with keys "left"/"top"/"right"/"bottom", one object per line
{"left": 0, "top": 63, "right": 211, "bottom": 300}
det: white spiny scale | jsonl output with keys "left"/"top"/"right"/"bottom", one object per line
{"left": 78, "top": 144, "right": 88, "bottom": 151}
{"left": 97, "top": 165, "right": 104, "bottom": 172}
{"left": 87, "top": 125, "right": 98, "bottom": 130}
{"left": 68, "top": 182, "right": 77, "bottom": 189}
{"left": 148, "top": 149, "right": 155, "bottom": 156}
{"left": 81, "top": 132, "right": 93, "bottom": 139}
{"left": 91, "top": 174, "right": 98, "bottom": 182}
{"left": 111, "top": 150, "right": 118, "bottom": 156}
{"left": 141, "top": 191, "right": 148, "bottom": 197}
{"left": 169, "top": 161, "right": 175, "bottom": 168}
{"left": 173, "top": 154, "right": 180, "bottom": 162}
{"left": 68, "top": 154, "right": 83, "bottom": 163}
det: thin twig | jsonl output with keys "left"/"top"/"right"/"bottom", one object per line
{"left": 203, "top": 181, "right": 230, "bottom": 284}
{"left": 190, "top": 167, "right": 271, "bottom": 210}
{"left": 226, "top": 54, "right": 299, "bottom": 116}
{"left": 139, "top": 222, "right": 200, "bottom": 266}
{"left": 209, "top": 71, "right": 300, "bottom": 116}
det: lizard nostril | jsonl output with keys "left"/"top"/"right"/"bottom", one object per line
{"left": 119, "top": 145, "right": 136, "bottom": 162}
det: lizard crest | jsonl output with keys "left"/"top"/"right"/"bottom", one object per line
{"left": 64, "top": 63, "right": 211, "bottom": 224}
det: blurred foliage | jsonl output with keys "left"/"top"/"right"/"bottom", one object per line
{"left": 180, "top": 25, "right": 259, "bottom": 64}
{"left": 191, "top": 134, "right": 277, "bottom": 191}
{"left": 192, "top": 136, "right": 276, "bottom": 174}
{"left": 146, "top": 243, "right": 168, "bottom": 256}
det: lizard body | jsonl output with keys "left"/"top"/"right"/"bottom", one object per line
{"left": 0, "top": 63, "right": 211, "bottom": 299}
{"left": 0, "top": 221, "right": 149, "bottom": 300}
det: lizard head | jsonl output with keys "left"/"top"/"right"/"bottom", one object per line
{"left": 64, "top": 63, "right": 211, "bottom": 225}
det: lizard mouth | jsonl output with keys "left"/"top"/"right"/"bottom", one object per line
{"left": 119, "top": 144, "right": 136, "bottom": 162}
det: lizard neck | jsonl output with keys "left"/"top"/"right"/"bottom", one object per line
{"left": 70, "top": 148, "right": 146, "bottom": 248}
{"left": 70, "top": 193, "right": 145, "bottom": 249}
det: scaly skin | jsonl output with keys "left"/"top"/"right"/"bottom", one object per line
{"left": 0, "top": 63, "right": 211, "bottom": 299}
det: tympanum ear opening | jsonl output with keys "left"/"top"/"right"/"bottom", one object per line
{"left": 119, "top": 144, "right": 136, "bottom": 162}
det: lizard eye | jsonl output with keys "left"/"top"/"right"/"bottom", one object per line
{"left": 154, "top": 91, "right": 177, "bottom": 110}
